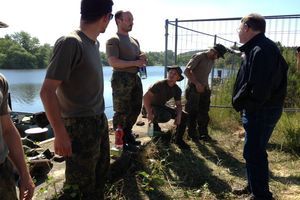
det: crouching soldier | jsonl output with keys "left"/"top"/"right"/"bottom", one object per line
{"left": 143, "top": 65, "right": 189, "bottom": 149}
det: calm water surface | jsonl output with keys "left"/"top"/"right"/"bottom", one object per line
{"left": 0, "top": 67, "right": 185, "bottom": 119}
{"left": 0, "top": 66, "right": 226, "bottom": 119}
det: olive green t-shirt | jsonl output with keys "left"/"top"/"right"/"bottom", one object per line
{"left": 0, "top": 74, "right": 10, "bottom": 164}
{"left": 106, "top": 33, "right": 141, "bottom": 73}
{"left": 185, "top": 52, "right": 214, "bottom": 87}
{"left": 46, "top": 30, "right": 105, "bottom": 118}
{"left": 149, "top": 79, "right": 182, "bottom": 106}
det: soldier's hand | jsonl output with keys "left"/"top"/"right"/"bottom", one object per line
{"left": 54, "top": 129, "right": 72, "bottom": 157}
{"left": 139, "top": 53, "right": 147, "bottom": 60}
{"left": 196, "top": 83, "right": 205, "bottom": 93}
{"left": 136, "top": 59, "right": 147, "bottom": 67}
{"left": 19, "top": 173, "right": 35, "bottom": 200}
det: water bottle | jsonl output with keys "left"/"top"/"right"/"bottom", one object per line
{"left": 139, "top": 66, "right": 147, "bottom": 79}
{"left": 148, "top": 122, "right": 154, "bottom": 137}
{"left": 115, "top": 125, "right": 124, "bottom": 149}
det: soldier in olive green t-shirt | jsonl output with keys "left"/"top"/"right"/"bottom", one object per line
{"left": 184, "top": 44, "right": 227, "bottom": 141}
{"left": 40, "top": 1, "right": 114, "bottom": 199}
{"left": 106, "top": 10, "right": 147, "bottom": 151}
{"left": 143, "top": 66, "right": 190, "bottom": 149}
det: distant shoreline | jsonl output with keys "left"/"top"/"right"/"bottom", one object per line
{"left": 0, "top": 65, "right": 166, "bottom": 70}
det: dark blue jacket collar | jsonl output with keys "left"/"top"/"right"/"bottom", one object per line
{"left": 239, "top": 33, "right": 265, "bottom": 53}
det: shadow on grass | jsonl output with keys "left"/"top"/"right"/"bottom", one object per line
{"left": 107, "top": 130, "right": 246, "bottom": 199}
{"left": 271, "top": 174, "right": 300, "bottom": 186}
{"left": 194, "top": 140, "right": 246, "bottom": 179}
{"left": 107, "top": 145, "right": 171, "bottom": 200}
{"left": 152, "top": 133, "right": 232, "bottom": 199}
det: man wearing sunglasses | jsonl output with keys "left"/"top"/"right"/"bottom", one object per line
{"left": 40, "top": 0, "right": 114, "bottom": 199}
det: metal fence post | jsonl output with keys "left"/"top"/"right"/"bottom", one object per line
{"left": 164, "top": 19, "right": 169, "bottom": 78}
{"left": 174, "top": 18, "right": 178, "bottom": 65}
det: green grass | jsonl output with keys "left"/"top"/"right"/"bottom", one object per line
{"left": 104, "top": 77, "right": 300, "bottom": 199}
{"left": 103, "top": 75, "right": 300, "bottom": 200}
{"left": 272, "top": 112, "right": 300, "bottom": 154}
{"left": 40, "top": 108, "right": 299, "bottom": 200}
{"left": 42, "top": 74, "right": 300, "bottom": 200}
{"left": 104, "top": 122, "right": 300, "bottom": 200}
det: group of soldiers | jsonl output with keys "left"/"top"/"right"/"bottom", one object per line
{"left": 0, "top": 0, "right": 289, "bottom": 199}
{"left": 105, "top": 11, "right": 228, "bottom": 151}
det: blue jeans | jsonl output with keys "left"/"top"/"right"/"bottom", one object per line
{"left": 242, "top": 107, "right": 282, "bottom": 199}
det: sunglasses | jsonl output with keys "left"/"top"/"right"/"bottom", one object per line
{"left": 108, "top": 13, "right": 114, "bottom": 20}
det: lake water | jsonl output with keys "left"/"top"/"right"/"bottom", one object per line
{"left": 0, "top": 66, "right": 226, "bottom": 119}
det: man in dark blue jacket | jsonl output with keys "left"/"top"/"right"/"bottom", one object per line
{"left": 232, "top": 13, "right": 288, "bottom": 200}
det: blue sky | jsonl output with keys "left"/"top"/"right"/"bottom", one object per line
{"left": 1, "top": 0, "right": 299, "bottom": 51}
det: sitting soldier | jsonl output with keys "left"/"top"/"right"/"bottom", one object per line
{"left": 143, "top": 65, "right": 190, "bottom": 149}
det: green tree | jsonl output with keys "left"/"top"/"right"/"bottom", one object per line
{"left": 145, "top": 51, "right": 164, "bottom": 66}
{"left": 4, "top": 44, "right": 37, "bottom": 69}
{"left": 282, "top": 47, "right": 300, "bottom": 108}
{"left": 0, "top": 31, "right": 52, "bottom": 69}
{"left": 35, "top": 43, "right": 52, "bottom": 68}
{"left": 10, "top": 31, "right": 40, "bottom": 54}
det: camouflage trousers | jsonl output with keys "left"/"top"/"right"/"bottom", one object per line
{"left": 185, "top": 84, "right": 211, "bottom": 137}
{"left": 0, "top": 158, "right": 18, "bottom": 200}
{"left": 62, "top": 114, "right": 110, "bottom": 200}
{"left": 151, "top": 105, "right": 188, "bottom": 140}
{"left": 111, "top": 71, "right": 143, "bottom": 134}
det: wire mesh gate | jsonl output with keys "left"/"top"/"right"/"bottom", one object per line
{"left": 164, "top": 14, "right": 300, "bottom": 109}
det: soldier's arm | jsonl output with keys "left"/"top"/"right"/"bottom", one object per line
{"left": 184, "top": 67, "right": 205, "bottom": 93}
{"left": 143, "top": 90, "right": 154, "bottom": 122}
{"left": 2, "top": 114, "right": 35, "bottom": 200}
{"left": 40, "top": 78, "right": 72, "bottom": 157}
{"left": 107, "top": 56, "right": 146, "bottom": 69}
{"left": 174, "top": 100, "right": 182, "bottom": 125}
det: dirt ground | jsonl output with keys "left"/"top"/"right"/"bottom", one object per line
{"left": 32, "top": 114, "right": 173, "bottom": 200}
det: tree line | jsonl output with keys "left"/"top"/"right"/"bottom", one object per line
{"left": 0, "top": 31, "right": 247, "bottom": 69}
{"left": 0, "top": 31, "right": 52, "bottom": 69}
{"left": 0, "top": 31, "right": 169, "bottom": 69}
{"left": 0, "top": 31, "right": 220, "bottom": 69}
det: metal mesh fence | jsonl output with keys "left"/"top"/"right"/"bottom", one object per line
{"left": 164, "top": 14, "right": 300, "bottom": 110}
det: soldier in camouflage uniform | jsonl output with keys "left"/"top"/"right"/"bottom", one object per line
{"left": 0, "top": 21, "right": 35, "bottom": 200}
{"left": 40, "top": 0, "right": 114, "bottom": 199}
{"left": 184, "top": 44, "right": 227, "bottom": 141}
{"left": 106, "top": 10, "right": 147, "bottom": 150}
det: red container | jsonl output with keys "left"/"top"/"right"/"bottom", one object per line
{"left": 115, "top": 125, "right": 124, "bottom": 149}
